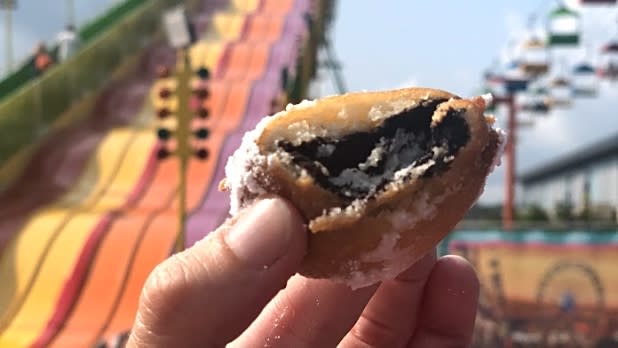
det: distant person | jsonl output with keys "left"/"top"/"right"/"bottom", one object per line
{"left": 33, "top": 42, "right": 54, "bottom": 75}
{"left": 56, "top": 25, "right": 81, "bottom": 62}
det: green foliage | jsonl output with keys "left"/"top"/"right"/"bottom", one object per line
{"left": 464, "top": 203, "right": 504, "bottom": 221}
{"left": 555, "top": 201, "right": 575, "bottom": 221}
{"left": 79, "top": 0, "right": 149, "bottom": 43}
{"left": 519, "top": 204, "right": 550, "bottom": 222}
{"left": 0, "top": 57, "right": 37, "bottom": 102}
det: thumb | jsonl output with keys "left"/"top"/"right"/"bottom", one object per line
{"left": 127, "top": 197, "right": 307, "bottom": 348}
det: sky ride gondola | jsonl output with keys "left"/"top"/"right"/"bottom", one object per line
{"left": 598, "top": 38, "right": 618, "bottom": 81}
{"left": 484, "top": 68, "right": 504, "bottom": 87}
{"left": 519, "top": 84, "right": 552, "bottom": 115}
{"left": 580, "top": 0, "right": 617, "bottom": 5}
{"left": 549, "top": 75, "right": 574, "bottom": 107}
{"left": 572, "top": 62, "right": 599, "bottom": 97}
{"left": 503, "top": 60, "right": 531, "bottom": 93}
{"left": 520, "top": 36, "right": 551, "bottom": 77}
{"left": 547, "top": 4, "right": 581, "bottom": 47}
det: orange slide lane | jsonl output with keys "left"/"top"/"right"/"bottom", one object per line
{"left": 262, "top": 0, "right": 295, "bottom": 14}
{"left": 212, "top": 81, "right": 254, "bottom": 134}
{"left": 37, "top": 213, "right": 153, "bottom": 348}
{"left": 246, "top": 14, "right": 286, "bottom": 43}
{"left": 244, "top": 43, "right": 272, "bottom": 82}
{"left": 97, "top": 211, "right": 179, "bottom": 344}
{"left": 221, "top": 41, "right": 253, "bottom": 81}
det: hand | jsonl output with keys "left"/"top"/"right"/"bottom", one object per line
{"left": 127, "top": 197, "right": 479, "bottom": 348}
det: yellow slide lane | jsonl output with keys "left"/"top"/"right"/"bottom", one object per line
{"left": 72, "top": 129, "right": 138, "bottom": 209}
{"left": 190, "top": 42, "right": 225, "bottom": 72}
{"left": 213, "top": 12, "right": 247, "bottom": 41}
{"left": 0, "top": 211, "right": 69, "bottom": 320}
{"left": 213, "top": 0, "right": 260, "bottom": 40}
{"left": 89, "top": 130, "right": 156, "bottom": 212}
{"left": 54, "top": 129, "right": 136, "bottom": 209}
{"left": 0, "top": 213, "right": 102, "bottom": 347}
{"left": 232, "top": 0, "right": 260, "bottom": 12}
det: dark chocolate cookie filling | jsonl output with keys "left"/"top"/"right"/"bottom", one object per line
{"left": 277, "top": 100, "right": 470, "bottom": 201}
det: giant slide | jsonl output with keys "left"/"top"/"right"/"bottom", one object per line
{"left": 0, "top": 0, "right": 310, "bottom": 346}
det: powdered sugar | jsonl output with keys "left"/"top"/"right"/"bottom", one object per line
{"left": 368, "top": 99, "right": 418, "bottom": 122}
{"left": 329, "top": 191, "right": 446, "bottom": 290}
{"left": 489, "top": 127, "right": 507, "bottom": 174}
{"left": 481, "top": 93, "right": 494, "bottom": 108}
{"left": 225, "top": 116, "right": 274, "bottom": 216}
{"left": 285, "top": 98, "right": 316, "bottom": 112}
{"left": 361, "top": 232, "right": 402, "bottom": 263}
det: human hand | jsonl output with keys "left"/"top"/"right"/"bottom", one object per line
{"left": 127, "top": 197, "right": 479, "bottom": 348}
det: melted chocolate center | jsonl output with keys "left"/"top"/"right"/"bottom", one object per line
{"left": 277, "top": 100, "right": 470, "bottom": 201}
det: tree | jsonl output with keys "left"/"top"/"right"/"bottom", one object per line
{"left": 519, "top": 204, "right": 549, "bottom": 222}
{"left": 555, "top": 201, "right": 574, "bottom": 222}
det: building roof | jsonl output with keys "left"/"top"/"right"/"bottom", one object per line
{"left": 519, "top": 132, "right": 618, "bottom": 185}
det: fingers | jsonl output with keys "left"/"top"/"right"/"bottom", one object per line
{"left": 230, "top": 275, "right": 378, "bottom": 348}
{"left": 407, "top": 255, "right": 480, "bottom": 348}
{"left": 127, "top": 198, "right": 308, "bottom": 348}
{"left": 339, "top": 251, "right": 437, "bottom": 348}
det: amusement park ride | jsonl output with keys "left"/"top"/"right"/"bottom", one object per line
{"left": 481, "top": 0, "right": 618, "bottom": 230}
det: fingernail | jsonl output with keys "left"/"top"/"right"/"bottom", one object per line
{"left": 225, "top": 198, "right": 300, "bottom": 268}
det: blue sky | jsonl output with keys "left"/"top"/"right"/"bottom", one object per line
{"left": 1, "top": 0, "right": 617, "bottom": 204}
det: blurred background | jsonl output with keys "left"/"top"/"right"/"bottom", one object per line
{"left": 0, "top": 0, "right": 616, "bottom": 347}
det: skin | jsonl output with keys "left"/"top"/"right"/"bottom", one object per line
{"left": 127, "top": 197, "right": 480, "bottom": 348}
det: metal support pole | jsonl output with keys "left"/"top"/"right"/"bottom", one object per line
{"left": 174, "top": 48, "right": 192, "bottom": 252}
{"left": 495, "top": 94, "right": 517, "bottom": 231}
{"left": 4, "top": 7, "right": 13, "bottom": 73}
{"left": 66, "top": 0, "right": 75, "bottom": 26}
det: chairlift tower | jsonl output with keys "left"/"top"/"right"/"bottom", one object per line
{"left": 321, "top": 37, "right": 347, "bottom": 94}
{"left": 66, "top": 0, "right": 75, "bottom": 27}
